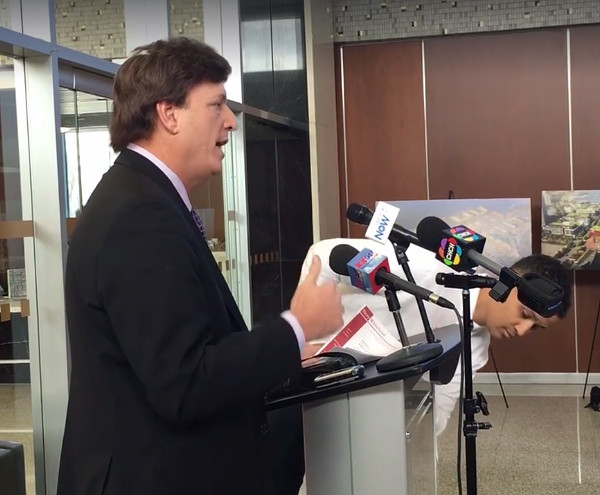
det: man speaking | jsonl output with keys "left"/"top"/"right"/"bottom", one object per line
{"left": 57, "top": 38, "right": 343, "bottom": 495}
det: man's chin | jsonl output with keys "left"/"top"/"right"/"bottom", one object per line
{"left": 489, "top": 329, "right": 510, "bottom": 340}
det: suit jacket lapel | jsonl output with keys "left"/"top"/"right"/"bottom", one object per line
{"left": 114, "top": 150, "right": 248, "bottom": 332}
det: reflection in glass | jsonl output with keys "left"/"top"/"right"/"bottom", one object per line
{"left": 189, "top": 155, "right": 231, "bottom": 287}
{"left": 245, "top": 115, "right": 311, "bottom": 325}
{"left": 0, "top": 62, "right": 24, "bottom": 292}
{"left": 60, "top": 88, "right": 115, "bottom": 217}
{"left": 240, "top": 0, "right": 308, "bottom": 122}
{"left": 241, "top": 18, "right": 304, "bottom": 73}
{"left": 0, "top": 82, "right": 21, "bottom": 222}
{"left": 0, "top": 240, "right": 29, "bottom": 368}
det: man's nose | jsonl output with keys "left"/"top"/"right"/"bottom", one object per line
{"left": 516, "top": 320, "right": 535, "bottom": 336}
{"left": 224, "top": 105, "right": 238, "bottom": 131}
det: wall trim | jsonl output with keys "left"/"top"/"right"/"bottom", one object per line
{"left": 475, "top": 372, "right": 600, "bottom": 384}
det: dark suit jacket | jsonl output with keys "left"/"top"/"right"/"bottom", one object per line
{"left": 57, "top": 149, "right": 302, "bottom": 495}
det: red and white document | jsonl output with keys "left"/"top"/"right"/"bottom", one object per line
{"left": 317, "top": 306, "right": 404, "bottom": 357}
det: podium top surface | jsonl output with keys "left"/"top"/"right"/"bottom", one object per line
{"left": 266, "top": 324, "right": 462, "bottom": 410}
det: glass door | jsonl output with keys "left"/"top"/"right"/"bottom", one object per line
{"left": 0, "top": 56, "right": 37, "bottom": 495}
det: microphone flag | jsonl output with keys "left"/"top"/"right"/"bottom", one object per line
{"left": 435, "top": 225, "right": 486, "bottom": 272}
{"left": 365, "top": 202, "right": 400, "bottom": 245}
{"left": 347, "top": 248, "right": 390, "bottom": 295}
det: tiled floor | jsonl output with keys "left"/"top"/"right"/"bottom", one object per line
{"left": 437, "top": 384, "right": 600, "bottom": 494}
{"left": 3, "top": 383, "right": 600, "bottom": 494}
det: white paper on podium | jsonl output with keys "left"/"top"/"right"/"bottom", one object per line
{"left": 317, "top": 306, "right": 404, "bottom": 357}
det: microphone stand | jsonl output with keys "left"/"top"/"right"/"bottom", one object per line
{"left": 376, "top": 287, "right": 444, "bottom": 372}
{"left": 392, "top": 240, "right": 439, "bottom": 344}
{"left": 437, "top": 273, "right": 495, "bottom": 495}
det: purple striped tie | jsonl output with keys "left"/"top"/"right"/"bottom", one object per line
{"left": 191, "top": 209, "right": 206, "bottom": 238}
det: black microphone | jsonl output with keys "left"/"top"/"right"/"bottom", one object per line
{"left": 329, "top": 244, "right": 455, "bottom": 310}
{"left": 417, "top": 217, "right": 497, "bottom": 273}
{"left": 436, "top": 272, "right": 497, "bottom": 289}
{"left": 416, "top": 216, "right": 564, "bottom": 317}
{"left": 346, "top": 203, "right": 449, "bottom": 251}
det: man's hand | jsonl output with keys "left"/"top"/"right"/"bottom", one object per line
{"left": 300, "top": 343, "right": 323, "bottom": 360}
{"left": 290, "top": 256, "right": 343, "bottom": 342}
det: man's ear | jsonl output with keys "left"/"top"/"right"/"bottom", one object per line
{"left": 155, "top": 100, "right": 179, "bottom": 134}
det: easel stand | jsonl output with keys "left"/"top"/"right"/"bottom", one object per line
{"left": 582, "top": 292, "right": 600, "bottom": 399}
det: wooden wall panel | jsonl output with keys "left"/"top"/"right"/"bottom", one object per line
{"left": 337, "top": 41, "right": 428, "bottom": 237}
{"left": 570, "top": 25, "right": 600, "bottom": 373}
{"left": 425, "top": 30, "right": 571, "bottom": 247}
{"left": 424, "top": 30, "right": 574, "bottom": 373}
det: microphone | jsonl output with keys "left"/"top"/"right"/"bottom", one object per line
{"left": 329, "top": 244, "right": 455, "bottom": 310}
{"left": 418, "top": 219, "right": 492, "bottom": 273}
{"left": 329, "top": 243, "right": 446, "bottom": 372}
{"left": 416, "top": 216, "right": 564, "bottom": 317}
{"left": 346, "top": 203, "right": 449, "bottom": 345}
{"left": 346, "top": 203, "right": 445, "bottom": 250}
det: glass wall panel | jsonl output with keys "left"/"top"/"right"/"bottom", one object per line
{"left": 245, "top": 115, "right": 311, "bottom": 325}
{"left": 60, "top": 88, "right": 115, "bottom": 218}
{"left": 240, "top": 0, "right": 308, "bottom": 122}
{"left": 0, "top": 1, "right": 23, "bottom": 33}
{"left": 0, "top": 55, "right": 36, "bottom": 495}
{"left": 54, "top": 0, "right": 127, "bottom": 60}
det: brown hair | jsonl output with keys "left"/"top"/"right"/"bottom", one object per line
{"left": 109, "top": 37, "right": 232, "bottom": 152}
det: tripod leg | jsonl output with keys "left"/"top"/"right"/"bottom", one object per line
{"left": 490, "top": 346, "right": 509, "bottom": 408}
{"left": 582, "top": 289, "right": 600, "bottom": 399}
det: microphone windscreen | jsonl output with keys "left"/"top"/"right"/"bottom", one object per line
{"left": 416, "top": 216, "right": 451, "bottom": 251}
{"left": 329, "top": 244, "right": 359, "bottom": 276}
{"left": 346, "top": 203, "right": 373, "bottom": 225}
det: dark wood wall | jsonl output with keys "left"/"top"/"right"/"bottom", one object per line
{"left": 570, "top": 26, "right": 600, "bottom": 375}
{"left": 337, "top": 41, "right": 428, "bottom": 221}
{"left": 336, "top": 26, "right": 600, "bottom": 373}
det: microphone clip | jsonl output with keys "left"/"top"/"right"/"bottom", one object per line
{"left": 435, "top": 272, "right": 497, "bottom": 289}
{"left": 488, "top": 267, "right": 520, "bottom": 303}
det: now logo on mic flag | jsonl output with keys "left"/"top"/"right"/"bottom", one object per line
{"left": 365, "top": 201, "right": 400, "bottom": 244}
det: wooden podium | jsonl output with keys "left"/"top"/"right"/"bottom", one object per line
{"left": 267, "top": 325, "right": 461, "bottom": 495}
